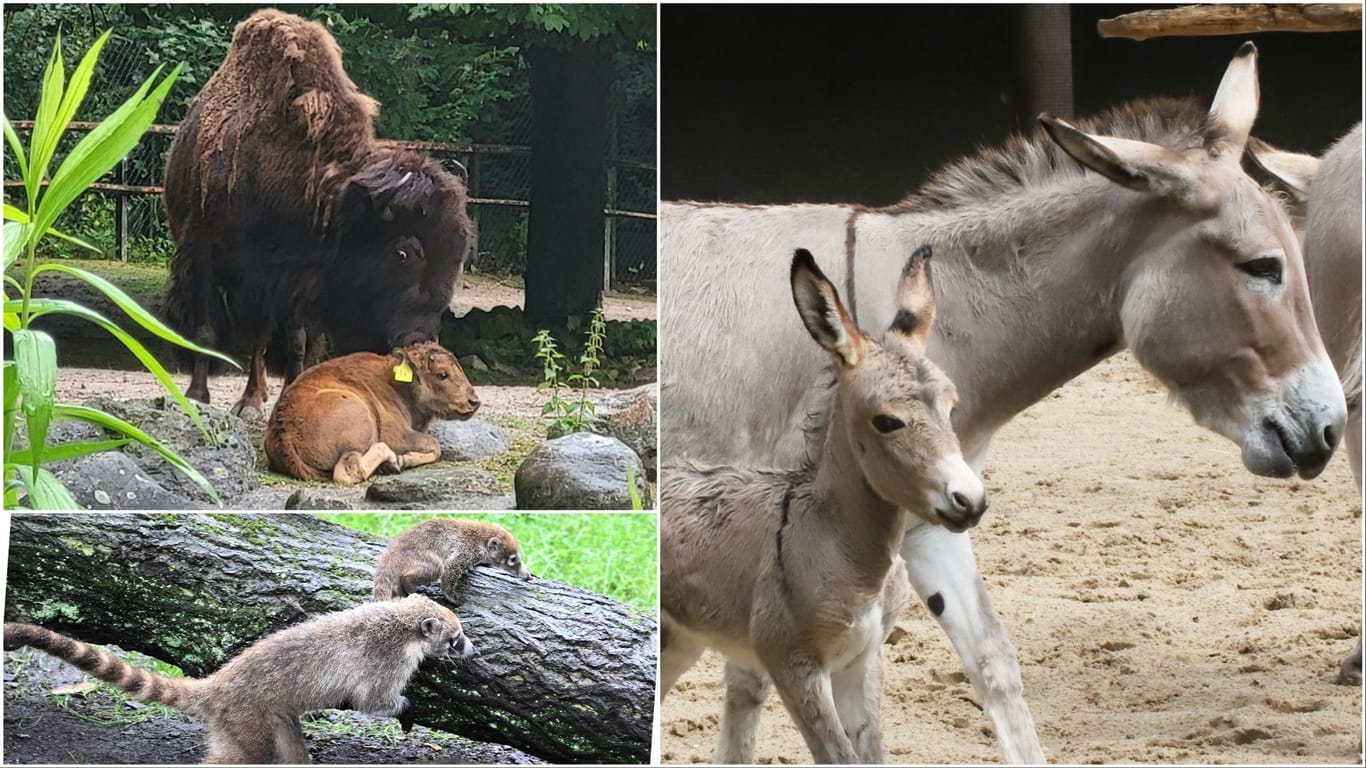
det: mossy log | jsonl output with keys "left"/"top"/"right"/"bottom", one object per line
{"left": 3, "top": 513, "right": 656, "bottom": 764}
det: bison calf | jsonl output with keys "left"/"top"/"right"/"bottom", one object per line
{"left": 265, "top": 341, "right": 478, "bottom": 484}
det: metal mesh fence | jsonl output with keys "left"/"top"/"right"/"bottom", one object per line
{"left": 3, "top": 8, "right": 656, "bottom": 288}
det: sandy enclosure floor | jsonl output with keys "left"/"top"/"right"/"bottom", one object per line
{"left": 661, "top": 352, "right": 1364, "bottom": 765}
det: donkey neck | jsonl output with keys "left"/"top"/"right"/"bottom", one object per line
{"left": 851, "top": 180, "right": 1145, "bottom": 453}
{"left": 809, "top": 397, "right": 907, "bottom": 586}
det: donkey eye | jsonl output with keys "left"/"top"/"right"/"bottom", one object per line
{"left": 1237, "top": 257, "right": 1282, "bottom": 285}
{"left": 872, "top": 415, "right": 905, "bottom": 433}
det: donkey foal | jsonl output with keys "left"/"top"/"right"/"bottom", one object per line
{"left": 661, "top": 247, "right": 986, "bottom": 764}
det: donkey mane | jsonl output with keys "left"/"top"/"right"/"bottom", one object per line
{"left": 885, "top": 97, "right": 1212, "bottom": 213}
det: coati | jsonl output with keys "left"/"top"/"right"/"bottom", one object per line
{"left": 3, "top": 594, "right": 476, "bottom": 764}
{"left": 372, "top": 517, "right": 532, "bottom": 603}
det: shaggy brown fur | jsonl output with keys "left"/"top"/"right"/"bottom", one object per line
{"left": 163, "top": 9, "right": 472, "bottom": 418}
{"left": 373, "top": 518, "right": 532, "bottom": 603}
{"left": 4, "top": 595, "right": 476, "bottom": 764}
{"left": 264, "top": 340, "right": 478, "bottom": 484}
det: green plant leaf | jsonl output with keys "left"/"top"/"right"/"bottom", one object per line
{"left": 4, "top": 221, "right": 31, "bottom": 270}
{"left": 32, "top": 264, "right": 237, "bottom": 366}
{"left": 27, "top": 32, "right": 66, "bottom": 210}
{"left": 4, "top": 204, "right": 104, "bottom": 255}
{"left": 35, "top": 62, "right": 182, "bottom": 239}
{"left": 626, "top": 464, "right": 643, "bottom": 510}
{"left": 17, "top": 296, "right": 212, "bottom": 433}
{"left": 7, "top": 437, "right": 130, "bottom": 466}
{"left": 52, "top": 403, "right": 222, "bottom": 505}
{"left": 3, "top": 361, "right": 18, "bottom": 458}
{"left": 13, "top": 329, "right": 57, "bottom": 476}
{"left": 3, "top": 115, "right": 30, "bottom": 186}
{"left": 11, "top": 464, "right": 81, "bottom": 510}
{"left": 51, "top": 30, "right": 112, "bottom": 164}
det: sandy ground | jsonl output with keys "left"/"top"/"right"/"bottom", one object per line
{"left": 456, "top": 273, "right": 657, "bottom": 321}
{"left": 660, "top": 352, "right": 1364, "bottom": 765}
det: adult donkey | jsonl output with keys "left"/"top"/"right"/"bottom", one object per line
{"left": 660, "top": 43, "right": 1346, "bottom": 763}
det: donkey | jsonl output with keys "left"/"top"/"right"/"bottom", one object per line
{"left": 662, "top": 246, "right": 983, "bottom": 763}
{"left": 1248, "top": 122, "right": 1363, "bottom": 686}
{"left": 659, "top": 43, "right": 1346, "bottom": 763}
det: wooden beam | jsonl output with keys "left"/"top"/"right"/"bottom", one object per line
{"left": 1098, "top": 4, "right": 1362, "bottom": 41}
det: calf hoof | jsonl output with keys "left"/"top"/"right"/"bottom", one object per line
{"left": 1336, "top": 642, "right": 1362, "bottom": 686}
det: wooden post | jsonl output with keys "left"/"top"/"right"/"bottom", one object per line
{"left": 604, "top": 113, "right": 619, "bottom": 294}
{"left": 1020, "top": 5, "right": 1074, "bottom": 123}
{"left": 467, "top": 152, "right": 481, "bottom": 274}
{"left": 115, "top": 158, "right": 128, "bottom": 262}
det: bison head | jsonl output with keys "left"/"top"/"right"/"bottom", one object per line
{"left": 320, "top": 151, "right": 472, "bottom": 355}
{"left": 395, "top": 340, "right": 480, "bottom": 421}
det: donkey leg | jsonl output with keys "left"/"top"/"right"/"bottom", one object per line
{"left": 902, "top": 522, "right": 1044, "bottom": 764}
{"left": 714, "top": 662, "right": 772, "bottom": 764}
{"left": 830, "top": 647, "right": 885, "bottom": 763}
{"left": 658, "top": 622, "right": 706, "bottom": 697}
{"left": 764, "top": 652, "right": 858, "bottom": 764}
{"left": 1336, "top": 409, "right": 1362, "bottom": 686}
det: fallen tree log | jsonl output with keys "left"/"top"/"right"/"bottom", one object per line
{"left": 3, "top": 513, "right": 656, "bottom": 764}
{"left": 1098, "top": 4, "right": 1361, "bottom": 40}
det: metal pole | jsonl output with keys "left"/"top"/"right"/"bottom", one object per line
{"left": 116, "top": 158, "right": 129, "bottom": 262}
{"left": 468, "top": 153, "right": 481, "bottom": 273}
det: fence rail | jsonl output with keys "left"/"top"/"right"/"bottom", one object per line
{"left": 4, "top": 121, "right": 657, "bottom": 288}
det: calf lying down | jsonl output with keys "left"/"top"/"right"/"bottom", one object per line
{"left": 265, "top": 340, "right": 479, "bottom": 484}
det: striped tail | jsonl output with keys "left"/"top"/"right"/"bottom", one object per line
{"left": 4, "top": 623, "right": 198, "bottom": 711}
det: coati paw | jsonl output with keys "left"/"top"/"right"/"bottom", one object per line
{"left": 397, "top": 697, "right": 415, "bottom": 733}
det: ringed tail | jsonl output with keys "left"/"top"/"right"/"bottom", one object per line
{"left": 4, "top": 623, "right": 198, "bottom": 710}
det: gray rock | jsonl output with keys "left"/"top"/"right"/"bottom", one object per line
{"left": 430, "top": 419, "right": 511, "bottom": 462}
{"left": 52, "top": 452, "right": 208, "bottom": 510}
{"left": 82, "top": 396, "right": 259, "bottom": 504}
{"left": 366, "top": 466, "right": 505, "bottom": 505}
{"left": 586, "top": 384, "right": 657, "bottom": 480}
{"left": 283, "top": 488, "right": 356, "bottom": 510}
{"left": 514, "top": 432, "right": 650, "bottom": 510}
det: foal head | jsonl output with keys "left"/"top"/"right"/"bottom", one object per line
{"left": 791, "top": 246, "right": 986, "bottom": 531}
{"left": 1040, "top": 42, "right": 1345, "bottom": 479}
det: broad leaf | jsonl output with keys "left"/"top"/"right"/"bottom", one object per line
{"left": 27, "top": 33, "right": 66, "bottom": 210}
{"left": 4, "top": 204, "right": 104, "bottom": 255}
{"left": 6, "top": 437, "right": 130, "bottom": 466}
{"left": 52, "top": 403, "right": 223, "bottom": 505}
{"left": 3, "top": 115, "right": 30, "bottom": 186}
{"left": 32, "top": 264, "right": 238, "bottom": 366}
{"left": 11, "top": 464, "right": 81, "bottom": 510}
{"left": 12, "top": 328, "right": 57, "bottom": 475}
{"left": 18, "top": 296, "right": 212, "bottom": 433}
{"left": 3, "top": 361, "right": 18, "bottom": 458}
{"left": 4, "top": 221, "right": 30, "bottom": 270}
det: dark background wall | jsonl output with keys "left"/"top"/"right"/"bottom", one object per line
{"left": 661, "top": 4, "right": 1363, "bottom": 206}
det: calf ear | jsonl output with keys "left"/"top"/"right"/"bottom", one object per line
{"left": 790, "top": 249, "right": 867, "bottom": 369}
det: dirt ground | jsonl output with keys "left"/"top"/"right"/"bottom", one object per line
{"left": 457, "top": 273, "right": 657, "bottom": 321}
{"left": 660, "top": 352, "right": 1364, "bottom": 765}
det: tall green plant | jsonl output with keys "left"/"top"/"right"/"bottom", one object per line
{"left": 3, "top": 30, "right": 237, "bottom": 509}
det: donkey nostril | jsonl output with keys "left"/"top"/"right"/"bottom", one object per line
{"left": 1323, "top": 423, "right": 1338, "bottom": 449}
{"left": 951, "top": 491, "right": 970, "bottom": 511}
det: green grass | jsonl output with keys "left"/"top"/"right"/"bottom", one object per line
{"left": 316, "top": 513, "right": 657, "bottom": 611}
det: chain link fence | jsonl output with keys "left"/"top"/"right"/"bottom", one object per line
{"left": 3, "top": 6, "right": 656, "bottom": 289}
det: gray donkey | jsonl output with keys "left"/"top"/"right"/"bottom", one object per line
{"left": 660, "top": 246, "right": 986, "bottom": 763}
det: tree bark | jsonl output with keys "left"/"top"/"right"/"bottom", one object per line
{"left": 522, "top": 43, "right": 614, "bottom": 324}
{"left": 1097, "top": 4, "right": 1361, "bottom": 41}
{"left": 3, "top": 513, "right": 655, "bottom": 764}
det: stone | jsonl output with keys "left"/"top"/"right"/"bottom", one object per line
{"left": 366, "top": 466, "right": 505, "bottom": 505}
{"left": 52, "top": 452, "right": 208, "bottom": 509}
{"left": 283, "top": 489, "right": 356, "bottom": 510}
{"left": 429, "top": 419, "right": 511, "bottom": 462}
{"left": 514, "top": 432, "right": 650, "bottom": 510}
{"left": 82, "top": 396, "right": 259, "bottom": 504}
{"left": 585, "top": 384, "right": 657, "bottom": 480}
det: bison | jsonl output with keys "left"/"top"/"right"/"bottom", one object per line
{"left": 264, "top": 340, "right": 479, "bottom": 484}
{"left": 163, "top": 9, "right": 472, "bottom": 418}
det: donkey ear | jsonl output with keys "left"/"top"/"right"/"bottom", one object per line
{"left": 1246, "top": 136, "right": 1319, "bottom": 202}
{"left": 1206, "top": 41, "right": 1259, "bottom": 157}
{"left": 885, "top": 245, "right": 935, "bottom": 357}
{"left": 1040, "top": 113, "right": 1196, "bottom": 199}
{"left": 790, "top": 249, "right": 867, "bottom": 368}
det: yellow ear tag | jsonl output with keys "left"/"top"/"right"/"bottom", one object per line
{"left": 392, "top": 360, "right": 414, "bottom": 383}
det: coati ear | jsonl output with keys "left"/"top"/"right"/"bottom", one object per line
{"left": 420, "top": 617, "right": 444, "bottom": 638}
{"left": 486, "top": 537, "right": 504, "bottom": 554}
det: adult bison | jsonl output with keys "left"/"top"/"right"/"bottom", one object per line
{"left": 163, "top": 9, "right": 472, "bottom": 417}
